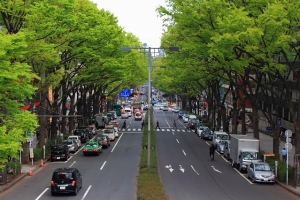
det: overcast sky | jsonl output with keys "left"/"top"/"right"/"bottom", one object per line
{"left": 91, "top": 0, "right": 167, "bottom": 48}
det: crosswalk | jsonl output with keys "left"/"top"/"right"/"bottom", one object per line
{"left": 97, "top": 128, "right": 193, "bottom": 132}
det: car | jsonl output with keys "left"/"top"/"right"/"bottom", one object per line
{"left": 67, "top": 135, "right": 81, "bottom": 147}
{"left": 196, "top": 125, "right": 208, "bottom": 137}
{"left": 212, "top": 131, "right": 230, "bottom": 147}
{"left": 133, "top": 108, "right": 140, "bottom": 114}
{"left": 121, "top": 112, "right": 129, "bottom": 119}
{"left": 201, "top": 128, "right": 213, "bottom": 140}
{"left": 51, "top": 168, "right": 82, "bottom": 196}
{"left": 135, "top": 112, "right": 142, "bottom": 121}
{"left": 163, "top": 106, "right": 168, "bottom": 111}
{"left": 79, "top": 126, "right": 93, "bottom": 139}
{"left": 172, "top": 108, "right": 179, "bottom": 113}
{"left": 216, "top": 140, "right": 229, "bottom": 154}
{"left": 94, "top": 134, "right": 111, "bottom": 148}
{"left": 124, "top": 107, "right": 132, "bottom": 117}
{"left": 114, "top": 127, "right": 119, "bottom": 138}
{"left": 88, "top": 124, "right": 96, "bottom": 135}
{"left": 182, "top": 114, "right": 190, "bottom": 123}
{"left": 62, "top": 140, "right": 79, "bottom": 153}
{"left": 189, "top": 118, "right": 200, "bottom": 129}
{"left": 178, "top": 111, "right": 185, "bottom": 118}
{"left": 108, "top": 120, "right": 119, "bottom": 128}
{"left": 143, "top": 105, "right": 148, "bottom": 110}
{"left": 73, "top": 129, "right": 88, "bottom": 143}
{"left": 51, "top": 144, "right": 70, "bottom": 162}
{"left": 103, "top": 126, "right": 116, "bottom": 141}
{"left": 141, "top": 101, "right": 145, "bottom": 104}
{"left": 82, "top": 141, "right": 103, "bottom": 156}
{"left": 247, "top": 162, "right": 275, "bottom": 184}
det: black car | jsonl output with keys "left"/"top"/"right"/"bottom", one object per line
{"left": 51, "top": 168, "right": 82, "bottom": 196}
{"left": 79, "top": 126, "right": 93, "bottom": 139}
{"left": 201, "top": 128, "right": 213, "bottom": 140}
{"left": 178, "top": 111, "right": 185, "bottom": 118}
{"left": 51, "top": 144, "right": 69, "bottom": 162}
{"left": 73, "top": 129, "right": 88, "bottom": 143}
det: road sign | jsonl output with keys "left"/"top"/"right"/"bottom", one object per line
{"left": 120, "top": 89, "right": 131, "bottom": 97}
{"left": 285, "top": 143, "right": 292, "bottom": 151}
{"left": 29, "top": 148, "right": 34, "bottom": 158}
{"left": 285, "top": 129, "right": 292, "bottom": 137}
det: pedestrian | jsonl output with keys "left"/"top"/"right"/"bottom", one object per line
{"left": 281, "top": 148, "right": 287, "bottom": 163}
{"left": 122, "top": 120, "right": 127, "bottom": 129}
{"left": 173, "top": 120, "right": 177, "bottom": 129}
{"left": 155, "top": 120, "right": 160, "bottom": 130}
{"left": 141, "top": 120, "right": 145, "bottom": 129}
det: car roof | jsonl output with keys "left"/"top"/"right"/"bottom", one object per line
{"left": 214, "top": 131, "right": 228, "bottom": 135}
{"left": 53, "top": 168, "right": 77, "bottom": 173}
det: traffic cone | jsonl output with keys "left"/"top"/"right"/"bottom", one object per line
{"left": 40, "top": 159, "right": 44, "bottom": 167}
{"left": 28, "top": 168, "right": 33, "bottom": 176}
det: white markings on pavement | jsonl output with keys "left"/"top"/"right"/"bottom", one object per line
{"left": 205, "top": 142, "right": 210, "bottom": 146}
{"left": 234, "top": 168, "right": 253, "bottom": 184}
{"left": 165, "top": 165, "right": 174, "bottom": 172}
{"left": 176, "top": 139, "right": 179, "bottom": 143}
{"left": 111, "top": 133, "right": 123, "bottom": 152}
{"left": 191, "top": 165, "right": 199, "bottom": 175}
{"left": 182, "top": 149, "right": 186, "bottom": 156}
{"left": 100, "top": 161, "right": 107, "bottom": 170}
{"left": 172, "top": 132, "right": 175, "bottom": 135}
{"left": 81, "top": 185, "right": 92, "bottom": 200}
{"left": 69, "top": 161, "right": 76, "bottom": 168}
{"left": 35, "top": 188, "right": 49, "bottom": 200}
{"left": 211, "top": 166, "right": 222, "bottom": 173}
{"left": 179, "top": 165, "right": 185, "bottom": 173}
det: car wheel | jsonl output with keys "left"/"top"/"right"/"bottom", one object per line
{"left": 97, "top": 152, "right": 100, "bottom": 156}
{"left": 73, "top": 186, "right": 78, "bottom": 196}
{"left": 83, "top": 153, "right": 86, "bottom": 156}
{"left": 51, "top": 190, "right": 56, "bottom": 196}
{"left": 251, "top": 176, "right": 255, "bottom": 183}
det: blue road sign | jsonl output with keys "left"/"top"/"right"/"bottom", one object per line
{"left": 120, "top": 89, "right": 131, "bottom": 97}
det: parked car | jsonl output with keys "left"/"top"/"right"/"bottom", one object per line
{"left": 51, "top": 168, "right": 82, "bottom": 196}
{"left": 121, "top": 112, "right": 129, "bottom": 119}
{"left": 79, "top": 126, "right": 93, "bottom": 139}
{"left": 94, "top": 134, "right": 111, "bottom": 148}
{"left": 247, "top": 162, "right": 275, "bottom": 184}
{"left": 73, "top": 129, "right": 88, "bottom": 143}
{"left": 182, "top": 114, "right": 190, "bottom": 123}
{"left": 178, "top": 111, "right": 185, "bottom": 118}
{"left": 67, "top": 135, "right": 81, "bottom": 147}
{"left": 82, "top": 141, "right": 103, "bottom": 156}
{"left": 172, "top": 108, "right": 179, "bottom": 113}
{"left": 201, "top": 128, "right": 213, "bottom": 140}
{"left": 196, "top": 125, "right": 208, "bottom": 137}
{"left": 103, "top": 126, "right": 116, "bottom": 141}
{"left": 216, "top": 140, "right": 229, "bottom": 154}
{"left": 51, "top": 144, "right": 69, "bottom": 162}
{"left": 108, "top": 120, "right": 119, "bottom": 128}
{"left": 188, "top": 118, "right": 200, "bottom": 129}
{"left": 163, "top": 106, "right": 169, "bottom": 111}
{"left": 62, "top": 140, "right": 79, "bottom": 153}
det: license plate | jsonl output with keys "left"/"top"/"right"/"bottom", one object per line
{"left": 264, "top": 178, "right": 268, "bottom": 181}
{"left": 57, "top": 157, "right": 60, "bottom": 159}
{"left": 60, "top": 186, "right": 65, "bottom": 189}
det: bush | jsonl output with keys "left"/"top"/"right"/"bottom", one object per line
{"left": 33, "top": 148, "right": 43, "bottom": 161}
{"left": 7, "top": 162, "right": 21, "bottom": 176}
{"left": 266, "top": 158, "right": 294, "bottom": 182}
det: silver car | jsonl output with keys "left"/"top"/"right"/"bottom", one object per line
{"left": 62, "top": 140, "right": 79, "bottom": 153}
{"left": 182, "top": 114, "right": 189, "bottom": 123}
{"left": 196, "top": 126, "right": 208, "bottom": 137}
{"left": 247, "top": 162, "right": 275, "bottom": 184}
{"left": 216, "top": 140, "right": 229, "bottom": 154}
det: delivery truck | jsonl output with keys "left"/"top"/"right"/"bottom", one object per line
{"left": 230, "top": 135, "right": 260, "bottom": 172}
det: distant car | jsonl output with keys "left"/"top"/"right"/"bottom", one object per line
{"left": 143, "top": 105, "right": 148, "bottom": 110}
{"left": 51, "top": 168, "right": 82, "bottom": 196}
{"left": 62, "top": 140, "right": 79, "bottom": 153}
{"left": 196, "top": 126, "right": 208, "bottom": 137}
{"left": 216, "top": 140, "right": 229, "bottom": 154}
{"left": 182, "top": 114, "right": 189, "bottom": 123}
{"left": 163, "top": 106, "right": 168, "bottom": 111}
{"left": 103, "top": 126, "right": 116, "bottom": 141}
{"left": 114, "top": 127, "right": 119, "bottom": 138}
{"left": 135, "top": 112, "right": 142, "bottom": 121}
{"left": 172, "top": 108, "right": 179, "bottom": 113}
{"left": 73, "top": 129, "right": 88, "bottom": 143}
{"left": 67, "top": 136, "right": 81, "bottom": 148}
{"left": 189, "top": 119, "right": 200, "bottom": 129}
{"left": 108, "top": 120, "right": 119, "bottom": 128}
{"left": 94, "top": 134, "right": 110, "bottom": 148}
{"left": 201, "top": 128, "right": 213, "bottom": 140}
{"left": 51, "top": 144, "right": 69, "bottom": 162}
{"left": 178, "top": 111, "right": 185, "bottom": 118}
{"left": 121, "top": 112, "right": 129, "bottom": 119}
{"left": 247, "top": 162, "right": 275, "bottom": 184}
{"left": 82, "top": 141, "right": 102, "bottom": 156}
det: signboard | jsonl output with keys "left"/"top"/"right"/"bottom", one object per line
{"left": 29, "top": 148, "right": 34, "bottom": 158}
{"left": 120, "top": 89, "right": 131, "bottom": 97}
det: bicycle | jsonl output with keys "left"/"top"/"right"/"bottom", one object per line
{"left": 210, "top": 153, "right": 214, "bottom": 161}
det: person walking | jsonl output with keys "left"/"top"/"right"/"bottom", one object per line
{"left": 155, "top": 120, "right": 160, "bottom": 130}
{"left": 122, "top": 120, "right": 127, "bottom": 129}
{"left": 141, "top": 120, "right": 145, "bottom": 129}
{"left": 173, "top": 120, "right": 177, "bottom": 129}
{"left": 281, "top": 147, "right": 287, "bottom": 163}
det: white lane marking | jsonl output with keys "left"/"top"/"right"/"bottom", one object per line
{"left": 100, "top": 161, "right": 107, "bottom": 170}
{"left": 176, "top": 139, "right": 179, "bottom": 143}
{"left": 172, "top": 132, "right": 175, "bottom": 135}
{"left": 81, "top": 185, "right": 92, "bottom": 200}
{"left": 234, "top": 168, "right": 253, "bottom": 184}
{"left": 182, "top": 149, "right": 186, "bottom": 156}
{"left": 191, "top": 165, "right": 199, "bottom": 175}
{"left": 111, "top": 133, "right": 123, "bottom": 152}
{"left": 35, "top": 188, "right": 49, "bottom": 200}
{"left": 179, "top": 165, "right": 185, "bottom": 173}
{"left": 69, "top": 161, "right": 76, "bottom": 168}
{"left": 211, "top": 166, "right": 222, "bottom": 173}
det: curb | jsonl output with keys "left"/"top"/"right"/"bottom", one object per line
{"left": 275, "top": 180, "right": 300, "bottom": 197}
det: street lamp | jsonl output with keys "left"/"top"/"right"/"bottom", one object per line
{"left": 121, "top": 45, "right": 179, "bottom": 167}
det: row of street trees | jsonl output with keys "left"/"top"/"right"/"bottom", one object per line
{"left": 0, "top": 0, "right": 147, "bottom": 164}
{"left": 152, "top": 0, "right": 300, "bottom": 157}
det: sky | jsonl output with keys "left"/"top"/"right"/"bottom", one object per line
{"left": 91, "top": 0, "right": 167, "bottom": 48}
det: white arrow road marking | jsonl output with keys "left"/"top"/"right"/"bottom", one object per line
{"left": 182, "top": 149, "right": 186, "bottom": 156}
{"left": 211, "top": 166, "right": 222, "bottom": 173}
{"left": 69, "top": 161, "right": 76, "bottom": 168}
{"left": 179, "top": 165, "right": 185, "bottom": 173}
{"left": 176, "top": 139, "right": 179, "bottom": 143}
{"left": 81, "top": 185, "right": 92, "bottom": 200}
{"left": 165, "top": 164, "right": 174, "bottom": 172}
{"left": 35, "top": 188, "right": 49, "bottom": 200}
{"left": 191, "top": 165, "right": 199, "bottom": 175}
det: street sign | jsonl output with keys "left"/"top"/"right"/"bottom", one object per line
{"left": 120, "top": 89, "right": 131, "bottom": 97}
{"left": 285, "top": 143, "right": 292, "bottom": 151}
{"left": 29, "top": 148, "right": 34, "bottom": 158}
{"left": 285, "top": 129, "right": 292, "bottom": 137}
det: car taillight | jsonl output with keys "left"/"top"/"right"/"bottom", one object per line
{"left": 83, "top": 148, "right": 87, "bottom": 152}
{"left": 71, "top": 180, "right": 76, "bottom": 186}
{"left": 93, "top": 149, "right": 98, "bottom": 152}
{"left": 51, "top": 181, "right": 54, "bottom": 186}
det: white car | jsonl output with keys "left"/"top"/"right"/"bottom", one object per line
{"left": 67, "top": 136, "right": 81, "bottom": 147}
{"left": 196, "top": 126, "right": 208, "bottom": 137}
{"left": 182, "top": 114, "right": 190, "bottom": 123}
{"left": 114, "top": 127, "right": 119, "bottom": 138}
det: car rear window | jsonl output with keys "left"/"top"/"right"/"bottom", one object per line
{"left": 52, "top": 146, "right": 64, "bottom": 150}
{"left": 136, "top": 113, "right": 141, "bottom": 116}
{"left": 54, "top": 172, "right": 73, "bottom": 180}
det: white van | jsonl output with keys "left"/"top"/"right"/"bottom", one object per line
{"left": 124, "top": 107, "right": 132, "bottom": 117}
{"left": 213, "top": 131, "right": 229, "bottom": 147}
{"left": 103, "top": 125, "right": 116, "bottom": 141}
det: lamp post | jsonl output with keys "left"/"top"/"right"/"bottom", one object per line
{"left": 121, "top": 46, "right": 179, "bottom": 167}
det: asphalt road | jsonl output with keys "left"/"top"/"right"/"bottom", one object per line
{"left": 154, "top": 108, "right": 299, "bottom": 200}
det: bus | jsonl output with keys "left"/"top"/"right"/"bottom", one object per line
{"left": 132, "top": 102, "right": 142, "bottom": 113}
{"left": 113, "top": 104, "right": 123, "bottom": 116}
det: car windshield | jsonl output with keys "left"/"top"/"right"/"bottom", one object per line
{"left": 104, "top": 130, "right": 113, "bottom": 133}
{"left": 242, "top": 152, "right": 258, "bottom": 160}
{"left": 63, "top": 141, "right": 73, "bottom": 145}
{"left": 185, "top": 115, "right": 189, "bottom": 118}
{"left": 68, "top": 137, "right": 76, "bottom": 140}
{"left": 255, "top": 164, "right": 272, "bottom": 171}
{"left": 217, "top": 134, "right": 229, "bottom": 140}
{"left": 85, "top": 143, "right": 98, "bottom": 147}
{"left": 219, "top": 141, "right": 227, "bottom": 145}
{"left": 54, "top": 172, "right": 73, "bottom": 180}
{"left": 136, "top": 113, "right": 141, "bottom": 116}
